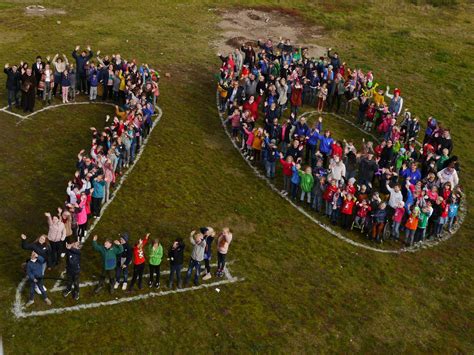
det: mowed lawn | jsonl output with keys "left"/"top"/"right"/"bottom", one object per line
{"left": 0, "top": 0, "right": 473, "bottom": 353}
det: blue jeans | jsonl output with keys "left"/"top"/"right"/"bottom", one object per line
{"left": 392, "top": 221, "right": 401, "bottom": 239}
{"left": 8, "top": 89, "right": 19, "bottom": 108}
{"left": 185, "top": 259, "right": 201, "bottom": 286}
{"left": 312, "top": 194, "right": 322, "bottom": 211}
{"left": 115, "top": 265, "right": 129, "bottom": 283}
{"left": 169, "top": 264, "right": 182, "bottom": 288}
{"left": 29, "top": 279, "right": 47, "bottom": 301}
{"left": 265, "top": 160, "right": 276, "bottom": 178}
{"left": 291, "top": 182, "right": 299, "bottom": 200}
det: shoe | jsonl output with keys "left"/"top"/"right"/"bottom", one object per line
{"left": 25, "top": 300, "right": 34, "bottom": 307}
{"left": 35, "top": 285, "right": 42, "bottom": 295}
{"left": 80, "top": 237, "right": 85, "bottom": 244}
{"left": 122, "top": 282, "right": 127, "bottom": 291}
{"left": 61, "top": 253, "right": 66, "bottom": 258}
{"left": 63, "top": 289, "right": 72, "bottom": 298}
{"left": 155, "top": 283, "right": 160, "bottom": 289}
{"left": 44, "top": 298, "right": 52, "bottom": 305}
{"left": 94, "top": 285, "right": 103, "bottom": 294}
{"left": 148, "top": 281, "right": 153, "bottom": 288}
{"left": 202, "top": 273, "right": 212, "bottom": 281}
{"left": 114, "top": 282, "right": 119, "bottom": 290}
{"left": 73, "top": 293, "right": 80, "bottom": 301}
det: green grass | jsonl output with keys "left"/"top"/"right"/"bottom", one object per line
{"left": 0, "top": 0, "right": 473, "bottom": 353}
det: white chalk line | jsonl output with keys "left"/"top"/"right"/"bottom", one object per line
{"left": 216, "top": 94, "right": 401, "bottom": 254}
{"left": 16, "top": 265, "right": 243, "bottom": 318}
{"left": 50, "top": 261, "right": 236, "bottom": 292}
{"left": 299, "top": 109, "right": 468, "bottom": 250}
{"left": 13, "top": 102, "right": 163, "bottom": 318}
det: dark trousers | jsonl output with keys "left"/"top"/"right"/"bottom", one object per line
{"left": 217, "top": 252, "right": 227, "bottom": 272}
{"left": 98, "top": 269, "right": 115, "bottom": 291}
{"left": 149, "top": 264, "right": 161, "bottom": 285}
{"left": 22, "top": 90, "right": 35, "bottom": 112}
{"left": 341, "top": 213, "right": 352, "bottom": 229}
{"left": 91, "top": 196, "right": 102, "bottom": 217}
{"left": 204, "top": 258, "right": 211, "bottom": 274}
{"left": 169, "top": 264, "right": 182, "bottom": 288}
{"left": 50, "top": 240, "right": 63, "bottom": 266}
{"left": 66, "top": 270, "right": 80, "bottom": 295}
{"left": 129, "top": 263, "right": 145, "bottom": 290}
{"left": 77, "top": 221, "right": 88, "bottom": 239}
{"left": 77, "top": 73, "right": 87, "bottom": 93}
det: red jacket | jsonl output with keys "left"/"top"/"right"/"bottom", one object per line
{"left": 279, "top": 158, "right": 293, "bottom": 177}
{"left": 341, "top": 198, "right": 356, "bottom": 215}
{"left": 290, "top": 87, "right": 302, "bottom": 107}
{"left": 132, "top": 236, "right": 149, "bottom": 265}
{"left": 356, "top": 203, "right": 371, "bottom": 218}
{"left": 331, "top": 143, "right": 343, "bottom": 158}
{"left": 243, "top": 95, "right": 262, "bottom": 121}
{"left": 323, "top": 185, "right": 338, "bottom": 202}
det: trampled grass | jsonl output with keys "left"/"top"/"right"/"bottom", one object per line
{"left": 0, "top": 0, "right": 473, "bottom": 353}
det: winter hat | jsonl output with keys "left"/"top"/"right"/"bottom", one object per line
{"left": 120, "top": 232, "right": 129, "bottom": 242}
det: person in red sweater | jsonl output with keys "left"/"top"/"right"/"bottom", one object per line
{"left": 331, "top": 141, "right": 343, "bottom": 159}
{"left": 353, "top": 199, "right": 371, "bottom": 231}
{"left": 279, "top": 153, "right": 294, "bottom": 195}
{"left": 290, "top": 81, "right": 303, "bottom": 115}
{"left": 127, "top": 233, "right": 150, "bottom": 292}
{"left": 242, "top": 91, "right": 263, "bottom": 121}
{"left": 323, "top": 179, "right": 339, "bottom": 217}
{"left": 340, "top": 192, "right": 356, "bottom": 228}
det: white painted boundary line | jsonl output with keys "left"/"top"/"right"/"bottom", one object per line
{"left": 13, "top": 102, "right": 163, "bottom": 318}
{"left": 216, "top": 93, "right": 401, "bottom": 254}
{"left": 17, "top": 266, "right": 242, "bottom": 318}
{"left": 299, "top": 109, "right": 467, "bottom": 250}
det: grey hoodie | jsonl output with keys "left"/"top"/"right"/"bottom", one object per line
{"left": 190, "top": 234, "right": 206, "bottom": 261}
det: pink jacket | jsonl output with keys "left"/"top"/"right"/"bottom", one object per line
{"left": 76, "top": 199, "right": 88, "bottom": 225}
{"left": 243, "top": 127, "right": 255, "bottom": 147}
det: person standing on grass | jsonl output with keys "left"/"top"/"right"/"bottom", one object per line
{"left": 201, "top": 227, "right": 216, "bottom": 281}
{"left": 21, "top": 234, "right": 52, "bottom": 275}
{"left": 91, "top": 175, "right": 105, "bottom": 218}
{"left": 45, "top": 209, "right": 66, "bottom": 267}
{"left": 20, "top": 67, "right": 36, "bottom": 112}
{"left": 216, "top": 228, "right": 233, "bottom": 278}
{"left": 51, "top": 53, "right": 68, "bottom": 97}
{"left": 147, "top": 238, "right": 163, "bottom": 288}
{"left": 184, "top": 230, "right": 207, "bottom": 287}
{"left": 92, "top": 234, "right": 123, "bottom": 294}
{"left": 4, "top": 63, "right": 21, "bottom": 110}
{"left": 25, "top": 251, "right": 52, "bottom": 307}
{"left": 168, "top": 238, "right": 185, "bottom": 289}
{"left": 63, "top": 240, "right": 81, "bottom": 301}
{"left": 72, "top": 45, "right": 93, "bottom": 94}
{"left": 128, "top": 233, "right": 150, "bottom": 292}
{"left": 114, "top": 233, "right": 132, "bottom": 291}
{"left": 61, "top": 69, "right": 71, "bottom": 103}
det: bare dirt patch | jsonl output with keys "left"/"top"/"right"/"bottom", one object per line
{"left": 212, "top": 7, "right": 326, "bottom": 58}
{"left": 25, "top": 5, "right": 66, "bottom": 16}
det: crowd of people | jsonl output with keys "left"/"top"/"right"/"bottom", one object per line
{"left": 218, "top": 37, "right": 462, "bottom": 247}
{"left": 17, "top": 46, "right": 164, "bottom": 306}
{"left": 3, "top": 45, "right": 159, "bottom": 112}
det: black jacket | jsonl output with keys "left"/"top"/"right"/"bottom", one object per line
{"left": 4, "top": 68, "right": 21, "bottom": 90}
{"left": 22, "top": 239, "right": 53, "bottom": 267}
{"left": 117, "top": 242, "right": 132, "bottom": 266}
{"left": 168, "top": 243, "right": 185, "bottom": 266}
{"left": 66, "top": 247, "right": 81, "bottom": 274}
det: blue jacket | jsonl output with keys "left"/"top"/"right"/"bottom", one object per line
{"left": 61, "top": 73, "right": 71, "bottom": 87}
{"left": 89, "top": 70, "right": 99, "bottom": 86}
{"left": 372, "top": 209, "right": 387, "bottom": 223}
{"left": 307, "top": 122, "right": 322, "bottom": 146}
{"left": 319, "top": 135, "right": 334, "bottom": 155}
{"left": 291, "top": 166, "right": 301, "bottom": 184}
{"left": 66, "top": 247, "right": 81, "bottom": 274}
{"left": 27, "top": 256, "right": 45, "bottom": 281}
{"left": 72, "top": 50, "right": 93, "bottom": 74}
{"left": 448, "top": 204, "right": 459, "bottom": 218}
{"left": 294, "top": 122, "right": 310, "bottom": 138}
{"left": 401, "top": 168, "right": 422, "bottom": 185}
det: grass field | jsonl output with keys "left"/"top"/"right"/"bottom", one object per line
{"left": 0, "top": 0, "right": 473, "bottom": 352}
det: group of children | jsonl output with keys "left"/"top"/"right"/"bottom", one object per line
{"left": 3, "top": 45, "right": 160, "bottom": 112}
{"left": 219, "top": 38, "right": 462, "bottom": 246}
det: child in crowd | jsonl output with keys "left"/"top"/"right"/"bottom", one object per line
{"left": 92, "top": 234, "right": 123, "bottom": 294}
{"left": 148, "top": 238, "right": 163, "bottom": 288}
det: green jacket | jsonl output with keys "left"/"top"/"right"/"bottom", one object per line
{"left": 93, "top": 240, "right": 123, "bottom": 270}
{"left": 147, "top": 244, "right": 163, "bottom": 266}
{"left": 418, "top": 210, "right": 432, "bottom": 229}
{"left": 298, "top": 171, "right": 314, "bottom": 193}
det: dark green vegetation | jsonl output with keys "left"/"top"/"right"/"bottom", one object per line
{"left": 0, "top": 0, "right": 473, "bottom": 353}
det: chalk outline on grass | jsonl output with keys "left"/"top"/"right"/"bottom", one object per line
{"left": 12, "top": 101, "right": 163, "bottom": 318}
{"left": 216, "top": 94, "right": 466, "bottom": 253}
{"left": 15, "top": 263, "right": 243, "bottom": 318}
